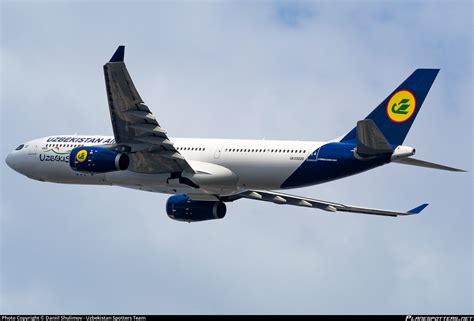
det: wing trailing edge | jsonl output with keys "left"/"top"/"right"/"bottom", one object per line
{"left": 394, "top": 157, "right": 466, "bottom": 172}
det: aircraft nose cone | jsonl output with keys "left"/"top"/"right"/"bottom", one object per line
{"left": 5, "top": 152, "right": 15, "bottom": 170}
{"left": 5, "top": 151, "right": 21, "bottom": 173}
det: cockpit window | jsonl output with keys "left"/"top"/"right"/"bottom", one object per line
{"left": 15, "top": 144, "right": 24, "bottom": 151}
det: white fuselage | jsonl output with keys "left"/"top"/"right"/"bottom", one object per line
{"left": 6, "top": 135, "right": 325, "bottom": 198}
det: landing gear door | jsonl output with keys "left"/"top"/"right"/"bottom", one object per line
{"left": 214, "top": 143, "right": 224, "bottom": 159}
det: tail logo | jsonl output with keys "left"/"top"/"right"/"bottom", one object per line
{"left": 387, "top": 90, "right": 416, "bottom": 123}
{"left": 76, "top": 149, "right": 88, "bottom": 163}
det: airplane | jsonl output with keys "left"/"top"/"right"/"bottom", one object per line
{"left": 5, "top": 46, "right": 466, "bottom": 222}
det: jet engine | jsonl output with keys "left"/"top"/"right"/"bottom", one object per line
{"left": 166, "top": 195, "right": 226, "bottom": 222}
{"left": 69, "top": 146, "right": 129, "bottom": 173}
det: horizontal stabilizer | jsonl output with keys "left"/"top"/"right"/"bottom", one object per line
{"left": 394, "top": 157, "right": 466, "bottom": 172}
{"left": 356, "top": 119, "right": 394, "bottom": 156}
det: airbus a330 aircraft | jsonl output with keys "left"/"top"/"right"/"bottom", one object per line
{"left": 6, "top": 46, "right": 465, "bottom": 222}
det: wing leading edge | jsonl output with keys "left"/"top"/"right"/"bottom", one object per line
{"left": 103, "top": 46, "right": 194, "bottom": 173}
{"left": 225, "top": 190, "right": 428, "bottom": 217}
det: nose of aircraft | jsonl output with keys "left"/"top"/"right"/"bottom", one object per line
{"left": 5, "top": 151, "right": 18, "bottom": 171}
{"left": 5, "top": 151, "right": 25, "bottom": 173}
{"left": 5, "top": 152, "right": 13, "bottom": 168}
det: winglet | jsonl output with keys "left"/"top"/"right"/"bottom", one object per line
{"left": 407, "top": 203, "right": 429, "bottom": 215}
{"left": 109, "top": 45, "right": 125, "bottom": 62}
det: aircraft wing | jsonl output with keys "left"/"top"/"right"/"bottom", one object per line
{"left": 103, "top": 46, "right": 194, "bottom": 174}
{"left": 225, "top": 190, "right": 428, "bottom": 217}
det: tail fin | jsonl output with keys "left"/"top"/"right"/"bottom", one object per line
{"left": 341, "top": 69, "right": 439, "bottom": 145}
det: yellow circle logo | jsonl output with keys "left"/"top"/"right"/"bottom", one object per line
{"left": 386, "top": 90, "right": 416, "bottom": 123}
{"left": 76, "top": 149, "right": 88, "bottom": 163}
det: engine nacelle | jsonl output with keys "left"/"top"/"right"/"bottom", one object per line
{"left": 166, "top": 195, "right": 226, "bottom": 222}
{"left": 69, "top": 146, "right": 129, "bottom": 173}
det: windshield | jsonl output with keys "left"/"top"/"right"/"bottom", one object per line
{"left": 15, "top": 144, "right": 24, "bottom": 151}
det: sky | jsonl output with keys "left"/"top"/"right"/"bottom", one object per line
{"left": 1, "top": 0, "right": 473, "bottom": 315}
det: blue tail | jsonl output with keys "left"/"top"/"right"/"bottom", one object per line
{"left": 341, "top": 69, "right": 439, "bottom": 145}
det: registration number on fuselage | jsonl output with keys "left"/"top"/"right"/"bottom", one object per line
{"left": 290, "top": 156, "right": 304, "bottom": 161}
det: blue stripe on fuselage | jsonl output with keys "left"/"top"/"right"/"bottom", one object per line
{"left": 281, "top": 142, "right": 391, "bottom": 188}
